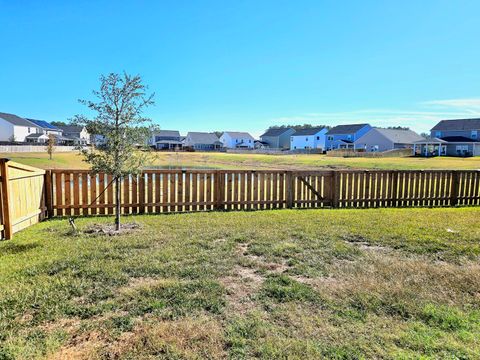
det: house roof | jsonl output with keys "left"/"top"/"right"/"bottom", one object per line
{"left": 369, "top": 128, "right": 425, "bottom": 144}
{"left": 441, "top": 136, "right": 480, "bottom": 143}
{"left": 0, "top": 112, "right": 38, "bottom": 127}
{"left": 222, "top": 131, "right": 255, "bottom": 140}
{"left": 326, "top": 123, "right": 369, "bottom": 135}
{"left": 57, "top": 125, "right": 85, "bottom": 133}
{"left": 291, "top": 127, "right": 327, "bottom": 136}
{"left": 261, "top": 128, "right": 295, "bottom": 137}
{"left": 186, "top": 132, "right": 221, "bottom": 145}
{"left": 431, "top": 118, "right": 480, "bottom": 131}
{"left": 153, "top": 130, "right": 180, "bottom": 138}
{"left": 25, "top": 133, "right": 48, "bottom": 139}
{"left": 27, "top": 119, "right": 61, "bottom": 130}
{"left": 413, "top": 137, "right": 448, "bottom": 144}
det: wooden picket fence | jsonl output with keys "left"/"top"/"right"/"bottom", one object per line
{"left": 44, "top": 169, "right": 480, "bottom": 218}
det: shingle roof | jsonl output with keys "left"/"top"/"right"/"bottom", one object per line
{"left": 431, "top": 118, "right": 480, "bottom": 131}
{"left": 153, "top": 130, "right": 180, "bottom": 138}
{"left": 261, "top": 128, "right": 295, "bottom": 137}
{"left": 326, "top": 123, "right": 369, "bottom": 135}
{"left": 222, "top": 131, "right": 255, "bottom": 140}
{"left": 25, "top": 133, "right": 48, "bottom": 139}
{"left": 57, "top": 125, "right": 85, "bottom": 133}
{"left": 27, "top": 119, "right": 61, "bottom": 130}
{"left": 291, "top": 127, "right": 327, "bottom": 136}
{"left": 441, "top": 136, "right": 480, "bottom": 143}
{"left": 373, "top": 128, "right": 425, "bottom": 144}
{"left": 0, "top": 112, "right": 38, "bottom": 127}
{"left": 186, "top": 132, "right": 221, "bottom": 145}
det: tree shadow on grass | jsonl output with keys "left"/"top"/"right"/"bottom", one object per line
{"left": 0, "top": 242, "right": 40, "bottom": 256}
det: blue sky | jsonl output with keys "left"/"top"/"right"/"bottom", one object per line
{"left": 1, "top": 0, "right": 480, "bottom": 137}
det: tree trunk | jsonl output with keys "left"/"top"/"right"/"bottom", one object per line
{"left": 115, "top": 176, "right": 121, "bottom": 231}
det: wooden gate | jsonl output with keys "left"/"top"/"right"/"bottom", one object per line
{"left": 0, "top": 159, "right": 46, "bottom": 240}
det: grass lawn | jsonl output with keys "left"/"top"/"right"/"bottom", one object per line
{"left": 0, "top": 208, "right": 479, "bottom": 359}
{"left": 1, "top": 151, "right": 480, "bottom": 170}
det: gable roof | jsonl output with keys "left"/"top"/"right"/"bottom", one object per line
{"left": 222, "top": 131, "right": 255, "bottom": 140}
{"left": 261, "top": 128, "right": 295, "bottom": 137}
{"left": 153, "top": 130, "right": 180, "bottom": 138}
{"left": 27, "top": 119, "right": 61, "bottom": 130}
{"left": 291, "top": 127, "right": 327, "bottom": 136}
{"left": 57, "top": 125, "right": 85, "bottom": 133}
{"left": 186, "top": 132, "right": 221, "bottom": 145}
{"left": 371, "top": 128, "right": 424, "bottom": 144}
{"left": 431, "top": 118, "right": 480, "bottom": 131}
{"left": 326, "top": 123, "right": 369, "bottom": 135}
{"left": 0, "top": 112, "right": 38, "bottom": 127}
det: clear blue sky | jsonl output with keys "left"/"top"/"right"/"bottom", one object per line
{"left": 1, "top": 0, "right": 480, "bottom": 136}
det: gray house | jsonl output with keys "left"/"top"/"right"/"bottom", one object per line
{"left": 184, "top": 132, "right": 223, "bottom": 151}
{"left": 150, "top": 130, "right": 182, "bottom": 150}
{"left": 354, "top": 128, "right": 424, "bottom": 152}
{"left": 414, "top": 118, "right": 480, "bottom": 157}
{"left": 260, "top": 128, "right": 295, "bottom": 149}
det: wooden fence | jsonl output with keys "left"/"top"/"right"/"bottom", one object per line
{"left": 45, "top": 169, "right": 480, "bottom": 218}
{"left": 0, "top": 159, "right": 46, "bottom": 239}
{"left": 1, "top": 165, "right": 479, "bottom": 240}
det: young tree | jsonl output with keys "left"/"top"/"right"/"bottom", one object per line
{"left": 73, "top": 73, "right": 155, "bottom": 230}
{"left": 46, "top": 134, "right": 56, "bottom": 160}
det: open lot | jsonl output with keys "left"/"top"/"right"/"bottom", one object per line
{"left": 0, "top": 208, "right": 479, "bottom": 359}
{"left": 2, "top": 151, "right": 480, "bottom": 170}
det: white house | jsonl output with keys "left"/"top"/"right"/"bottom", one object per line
{"left": 57, "top": 125, "right": 91, "bottom": 145}
{"left": 289, "top": 127, "right": 328, "bottom": 150}
{"left": 219, "top": 131, "right": 255, "bottom": 149}
{"left": 0, "top": 112, "right": 40, "bottom": 142}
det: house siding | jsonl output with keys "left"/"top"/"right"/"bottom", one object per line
{"left": 290, "top": 129, "right": 327, "bottom": 150}
{"left": 325, "top": 125, "right": 372, "bottom": 150}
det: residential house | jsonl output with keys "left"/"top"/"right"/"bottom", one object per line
{"left": 254, "top": 140, "right": 269, "bottom": 149}
{"left": 150, "top": 130, "right": 183, "bottom": 150}
{"left": 57, "top": 125, "right": 90, "bottom": 145}
{"left": 325, "top": 124, "right": 372, "bottom": 150}
{"left": 413, "top": 118, "right": 480, "bottom": 157}
{"left": 184, "top": 132, "right": 223, "bottom": 151}
{"left": 27, "top": 119, "right": 69, "bottom": 144}
{"left": 260, "top": 128, "right": 295, "bottom": 149}
{"left": 220, "top": 131, "right": 255, "bottom": 149}
{"left": 0, "top": 112, "right": 40, "bottom": 142}
{"left": 354, "top": 128, "right": 424, "bottom": 152}
{"left": 290, "top": 127, "right": 328, "bottom": 150}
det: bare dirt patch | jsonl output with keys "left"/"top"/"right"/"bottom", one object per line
{"left": 84, "top": 222, "right": 141, "bottom": 236}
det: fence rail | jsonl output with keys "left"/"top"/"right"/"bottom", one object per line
{"left": 46, "top": 169, "right": 480, "bottom": 218}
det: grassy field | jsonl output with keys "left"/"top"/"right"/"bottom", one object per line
{"left": 0, "top": 208, "right": 479, "bottom": 359}
{"left": 1, "top": 151, "right": 480, "bottom": 170}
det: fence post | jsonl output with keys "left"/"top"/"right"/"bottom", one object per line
{"left": 450, "top": 171, "right": 459, "bottom": 206}
{"left": 214, "top": 170, "right": 224, "bottom": 211}
{"left": 0, "top": 159, "right": 12, "bottom": 240}
{"left": 286, "top": 171, "right": 294, "bottom": 208}
{"left": 332, "top": 171, "right": 340, "bottom": 208}
{"left": 45, "top": 170, "right": 53, "bottom": 218}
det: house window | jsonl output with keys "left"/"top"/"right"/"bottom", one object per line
{"left": 327, "top": 136, "right": 333, "bottom": 141}
{"left": 305, "top": 137, "right": 308, "bottom": 141}
{"left": 346, "top": 135, "right": 352, "bottom": 140}
{"left": 435, "top": 131, "right": 441, "bottom": 138}
{"left": 472, "top": 131, "right": 478, "bottom": 139}
{"left": 316, "top": 136, "right": 320, "bottom": 140}
{"left": 28, "top": 127, "right": 31, "bottom": 133}
{"left": 290, "top": 137, "right": 293, "bottom": 142}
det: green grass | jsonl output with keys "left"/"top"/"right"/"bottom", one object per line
{"left": 0, "top": 207, "right": 479, "bottom": 359}
{"left": 2, "top": 150, "right": 480, "bottom": 170}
